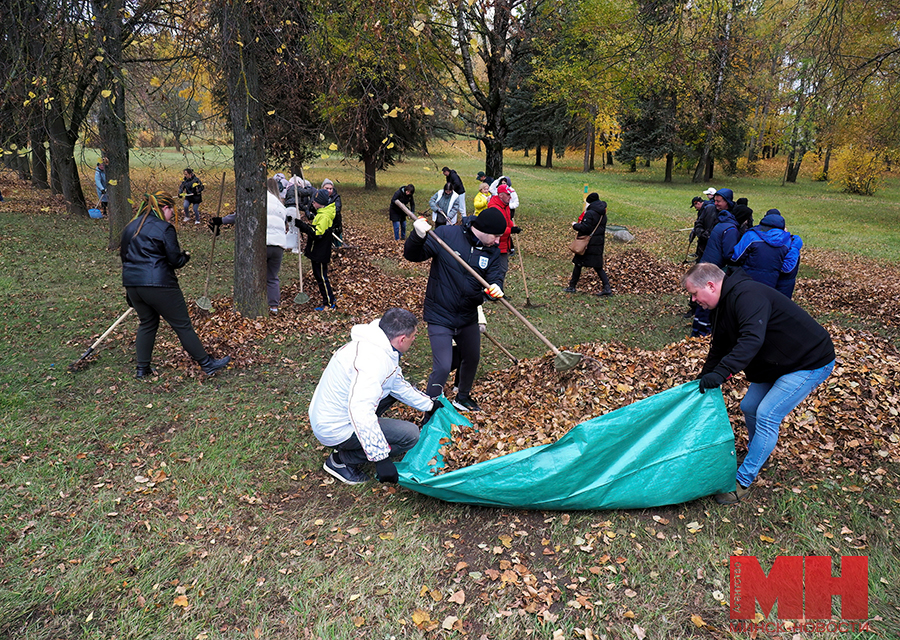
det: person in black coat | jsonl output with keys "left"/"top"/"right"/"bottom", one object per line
{"left": 404, "top": 208, "right": 507, "bottom": 412}
{"left": 565, "top": 193, "right": 611, "bottom": 296}
{"left": 389, "top": 184, "right": 415, "bottom": 240}
{"left": 120, "top": 192, "right": 231, "bottom": 378}
{"left": 442, "top": 166, "right": 466, "bottom": 216}
{"left": 295, "top": 189, "right": 338, "bottom": 310}
{"left": 682, "top": 263, "right": 835, "bottom": 505}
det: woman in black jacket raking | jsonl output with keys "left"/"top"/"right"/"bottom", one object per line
{"left": 120, "top": 192, "right": 231, "bottom": 379}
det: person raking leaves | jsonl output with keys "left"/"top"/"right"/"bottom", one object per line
{"left": 309, "top": 308, "right": 442, "bottom": 485}
{"left": 403, "top": 207, "right": 507, "bottom": 412}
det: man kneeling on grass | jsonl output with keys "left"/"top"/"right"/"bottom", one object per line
{"left": 308, "top": 308, "right": 442, "bottom": 485}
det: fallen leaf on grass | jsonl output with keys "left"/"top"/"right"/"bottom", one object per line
{"left": 691, "top": 614, "right": 706, "bottom": 627}
{"left": 760, "top": 534, "right": 775, "bottom": 543}
{"left": 173, "top": 595, "right": 188, "bottom": 607}
{"left": 633, "top": 623, "right": 646, "bottom": 639}
{"left": 449, "top": 589, "right": 465, "bottom": 604}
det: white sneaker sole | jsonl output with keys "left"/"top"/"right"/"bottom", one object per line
{"left": 323, "top": 461, "right": 368, "bottom": 485}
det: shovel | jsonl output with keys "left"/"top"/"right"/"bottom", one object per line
{"left": 397, "top": 202, "right": 584, "bottom": 372}
{"left": 196, "top": 172, "right": 227, "bottom": 311}
{"left": 292, "top": 181, "right": 310, "bottom": 304}
{"left": 69, "top": 307, "right": 134, "bottom": 371}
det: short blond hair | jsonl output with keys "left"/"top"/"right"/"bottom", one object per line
{"left": 681, "top": 262, "right": 725, "bottom": 288}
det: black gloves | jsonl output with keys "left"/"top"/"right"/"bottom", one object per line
{"left": 422, "top": 399, "right": 444, "bottom": 426}
{"left": 375, "top": 459, "right": 398, "bottom": 483}
{"left": 101, "top": 189, "right": 107, "bottom": 195}
{"left": 698, "top": 371, "right": 726, "bottom": 393}
{"left": 294, "top": 218, "right": 305, "bottom": 228}
{"left": 510, "top": 226, "right": 522, "bottom": 234}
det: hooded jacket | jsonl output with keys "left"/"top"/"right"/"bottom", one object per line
{"left": 404, "top": 216, "right": 504, "bottom": 328}
{"left": 731, "top": 224, "right": 792, "bottom": 289}
{"left": 120, "top": 213, "right": 189, "bottom": 288}
{"left": 308, "top": 319, "right": 433, "bottom": 462}
{"left": 700, "top": 269, "right": 834, "bottom": 384}
{"left": 701, "top": 209, "right": 740, "bottom": 268}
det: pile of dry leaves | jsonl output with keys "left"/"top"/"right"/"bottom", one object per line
{"left": 438, "top": 325, "right": 900, "bottom": 478}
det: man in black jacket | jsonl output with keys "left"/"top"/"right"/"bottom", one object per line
{"left": 404, "top": 208, "right": 507, "bottom": 412}
{"left": 682, "top": 263, "right": 835, "bottom": 505}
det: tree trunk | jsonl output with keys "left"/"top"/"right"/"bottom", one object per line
{"left": 49, "top": 144, "right": 62, "bottom": 195}
{"left": 217, "top": 0, "right": 268, "bottom": 318}
{"left": 95, "top": 0, "right": 133, "bottom": 250}
{"left": 29, "top": 120, "right": 49, "bottom": 189}
{"left": 484, "top": 136, "right": 504, "bottom": 182}
{"left": 363, "top": 151, "right": 377, "bottom": 189}
{"left": 693, "top": 5, "right": 734, "bottom": 183}
{"left": 606, "top": 151, "right": 613, "bottom": 166}
{"left": 822, "top": 145, "right": 832, "bottom": 180}
{"left": 589, "top": 134, "right": 596, "bottom": 171}
{"left": 546, "top": 141, "right": 553, "bottom": 169}
{"left": 583, "top": 119, "right": 593, "bottom": 173}
{"left": 785, "top": 146, "right": 805, "bottom": 183}
{"left": 47, "top": 106, "right": 88, "bottom": 216}
{"left": 534, "top": 144, "right": 542, "bottom": 167}
{"left": 664, "top": 152, "right": 673, "bottom": 183}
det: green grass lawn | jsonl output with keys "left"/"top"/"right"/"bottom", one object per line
{"left": 1, "top": 146, "right": 898, "bottom": 639}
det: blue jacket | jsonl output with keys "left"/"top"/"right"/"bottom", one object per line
{"left": 701, "top": 210, "right": 740, "bottom": 268}
{"left": 776, "top": 234, "right": 803, "bottom": 298}
{"left": 731, "top": 225, "right": 792, "bottom": 288}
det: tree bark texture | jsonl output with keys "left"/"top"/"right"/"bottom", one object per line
{"left": 217, "top": 0, "right": 268, "bottom": 318}
{"left": 94, "top": 0, "right": 133, "bottom": 250}
{"left": 693, "top": 6, "right": 734, "bottom": 183}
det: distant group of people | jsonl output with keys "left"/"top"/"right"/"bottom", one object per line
{"left": 688, "top": 187, "right": 803, "bottom": 337}
{"left": 208, "top": 172, "right": 343, "bottom": 314}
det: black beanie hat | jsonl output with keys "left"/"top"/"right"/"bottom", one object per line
{"left": 586, "top": 192, "right": 600, "bottom": 203}
{"left": 471, "top": 207, "right": 507, "bottom": 235}
{"left": 313, "top": 189, "right": 330, "bottom": 205}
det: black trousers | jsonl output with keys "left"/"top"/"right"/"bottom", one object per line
{"left": 311, "top": 261, "right": 335, "bottom": 306}
{"left": 426, "top": 322, "right": 481, "bottom": 398}
{"left": 569, "top": 264, "right": 610, "bottom": 291}
{"left": 127, "top": 286, "right": 208, "bottom": 367}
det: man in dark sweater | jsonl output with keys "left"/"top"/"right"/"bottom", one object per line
{"left": 682, "top": 263, "right": 835, "bottom": 505}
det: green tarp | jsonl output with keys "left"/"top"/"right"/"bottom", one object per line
{"left": 397, "top": 382, "right": 736, "bottom": 510}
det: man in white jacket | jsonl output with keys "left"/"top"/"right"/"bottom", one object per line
{"left": 309, "top": 308, "right": 442, "bottom": 485}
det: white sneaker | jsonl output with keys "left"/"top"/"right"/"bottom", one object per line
{"left": 194, "top": 220, "right": 201, "bottom": 225}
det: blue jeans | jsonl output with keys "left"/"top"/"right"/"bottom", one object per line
{"left": 183, "top": 200, "right": 200, "bottom": 222}
{"left": 736, "top": 360, "right": 835, "bottom": 487}
{"left": 393, "top": 220, "right": 406, "bottom": 240}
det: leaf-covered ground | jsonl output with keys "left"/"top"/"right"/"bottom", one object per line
{"left": 31, "top": 171, "right": 900, "bottom": 482}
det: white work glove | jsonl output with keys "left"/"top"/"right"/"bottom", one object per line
{"left": 484, "top": 283, "right": 504, "bottom": 300}
{"left": 413, "top": 217, "right": 432, "bottom": 238}
{"left": 478, "top": 323, "right": 486, "bottom": 333}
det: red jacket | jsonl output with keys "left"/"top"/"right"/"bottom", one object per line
{"left": 486, "top": 195, "right": 513, "bottom": 254}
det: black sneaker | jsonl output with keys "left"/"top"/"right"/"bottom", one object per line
{"left": 562, "top": 286, "right": 577, "bottom": 293}
{"left": 715, "top": 483, "right": 751, "bottom": 505}
{"left": 451, "top": 395, "right": 481, "bottom": 412}
{"left": 323, "top": 453, "right": 369, "bottom": 485}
